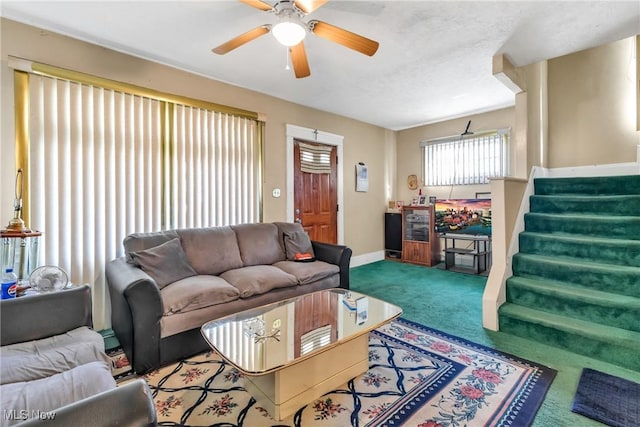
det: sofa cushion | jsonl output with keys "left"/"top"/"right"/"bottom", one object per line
{"left": 275, "top": 222, "right": 306, "bottom": 254}
{"left": 0, "top": 326, "right": 104, "bottom": 357}
{"left": 0, "top": 361, "right": 115, "bottom": 426}
{"left": 177, "top": 227, "right": 244, "bottom": 275}
{"left": 129, "top": 238, "right": 197, "bottom": 289}
{"left": 231, "top": 223, "right": 285, "bottom": 266}
{"left": 274, "top": 260, "right": 340, "bottom": 285}
{"left": 161, "top": 275, "right": 241, "bottom": 316}
{"left": 220, "top": 265, "right": 297, "bottom": 298}
{"left": 0, "top": 327, "right": 109, "bottom": 384}
{"left": 123, "top": 230, "right": 180, "bottom": 262}
{"left": 283, "top": 231, "right": 315, "bottom": 260}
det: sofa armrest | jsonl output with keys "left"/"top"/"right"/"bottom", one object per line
{"left": 15, "top": 379, "right": 157, "bottom": 427}
{"left": 105, "top": 257, "right": 164, "bottom": 374}
{"left": 0, "top": 285, "right": 92, "bottom": 346}
{"left": 311, "top": 241, "right": 352, "bottom": 289}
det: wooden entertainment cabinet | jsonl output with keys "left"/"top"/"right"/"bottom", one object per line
{"left": 401, "top": 205, "right": 440, "bottom": 266}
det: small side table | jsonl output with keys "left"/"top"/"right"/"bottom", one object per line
{"left": 443, "top": 234, "right": 491, "bottom": 274}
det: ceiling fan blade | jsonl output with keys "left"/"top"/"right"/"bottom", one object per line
{"left": 212, "top": 26, "right": 270, "bottom": 55}
{"left": 294, "top": 0, "right": 329, "bottom": 14}
{"left": 238, "top": 0, "right": 274, "bottom": 12}
{"left": 290, "top": 42, "right": 311, "bottom": 78}
{"left": 310, "top": 20, "right": 379, "bottom": 56}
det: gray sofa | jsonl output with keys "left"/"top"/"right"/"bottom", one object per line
{"left": 0, "top": 286, "right": 156, "bottom": 427}
{"left": 106, "top": 222, "right": 352, "bottom": 374}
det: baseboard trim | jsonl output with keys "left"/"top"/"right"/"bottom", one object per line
{"left": 350, "top": 250, "right": 385, "bottom": 268}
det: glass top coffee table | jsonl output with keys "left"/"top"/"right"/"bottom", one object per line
{"left": 201, "top": 288, "right": 402, "bottom": 421}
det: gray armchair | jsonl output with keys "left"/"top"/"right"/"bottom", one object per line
{"left": 0, "top": 286, "right": 157, "bottom": 427}
{"left": 0, "top": 285, "right": 93, "bottom": 346}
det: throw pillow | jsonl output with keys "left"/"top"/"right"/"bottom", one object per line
{"left": 283, "top": 231, "right": 315, "bottom": 261}
{"left": 130, "top": 238, "right": 197, "bottom": 289}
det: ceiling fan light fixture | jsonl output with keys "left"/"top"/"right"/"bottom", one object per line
{"left": 272, "top": 15, "right": 306, "bottom": 46}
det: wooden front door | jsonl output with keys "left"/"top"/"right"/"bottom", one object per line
{"left": 294, "top": 140, "right": 338, "bottom": 244}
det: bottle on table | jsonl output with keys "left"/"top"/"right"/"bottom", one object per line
{"left": 1, "top": 268, "right": 18, "bottom": 299}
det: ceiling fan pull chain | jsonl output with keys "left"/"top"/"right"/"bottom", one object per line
{"left": 285, "top": 47, "right": 291, "bottom": 70}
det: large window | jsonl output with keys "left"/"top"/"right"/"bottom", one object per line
{"left": 12, "top": 59, "right": 263, "bottom": 329}
{"left": 421, "top": 129, "right": 510, "bottom": 186}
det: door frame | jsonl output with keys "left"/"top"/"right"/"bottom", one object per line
{"left": 286, "top": 124, "right": 344, "bottom": 244}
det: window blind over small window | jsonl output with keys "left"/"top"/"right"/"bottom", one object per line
{"left": 298, "top": 142, "right": 332, "bottom": 174}
{"left": 421, "top": 129, "right": 509, "bottom": 186}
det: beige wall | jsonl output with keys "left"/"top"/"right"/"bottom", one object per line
{"left": 394, "top": 108, "right": 516, "bottom": 204}
{"left": 546, "top": 36, "right": 638, "bottom": 167}
{"left": 0, "top": 18, "right": 391, "bottom": 257}
{"left": 514, "top": 35, "right": 637, "bottom": 174}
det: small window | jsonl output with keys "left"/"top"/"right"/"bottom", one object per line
{"left": 421, "top": 129, "right": 510, "bottom": 186}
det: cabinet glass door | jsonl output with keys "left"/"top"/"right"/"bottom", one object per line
{"left": 404, "top": 208, "right": 430, "bottom": 242}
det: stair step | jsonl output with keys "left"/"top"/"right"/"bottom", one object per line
{"left": 518, "top": 232, "right": 640, "bottom": 268}
{"left": 534, "top": 174, "right": 640, "bottom": 196}
{"left": 501, "top": 174, "right": 640, "bottom": 372}
{"left": 524, "top": 212, "right": 640, "bottom": 240}
{"left": 505, "top": 276, "right": 640, "bottom": 332}
{"left": 499, "top": 303, "right": 640, "bottom": 371}
{"left": 512, "top": 253, "right": 640, "bottom": 298}
{"left": 530, "top": 194, "right": 640, "bottom": 216}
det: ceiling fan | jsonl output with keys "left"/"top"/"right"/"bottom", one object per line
{"left": 212, "top": 0, "right": 379, "bottom": 78}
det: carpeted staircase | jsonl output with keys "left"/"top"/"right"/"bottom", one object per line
{"left": 499, "top": 174, "right": 640, "bottom": 371}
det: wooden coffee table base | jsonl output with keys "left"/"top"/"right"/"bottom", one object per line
{"left": 243, "top": 333, "right": 370, "bottom": 421}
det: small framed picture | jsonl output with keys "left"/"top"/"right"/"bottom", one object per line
{"left": 417, "top": 195, "right": 427, "bottom": 206}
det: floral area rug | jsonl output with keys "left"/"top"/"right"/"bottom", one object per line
{"left": 143, "top": 318, "right": 556, "bottom": 426}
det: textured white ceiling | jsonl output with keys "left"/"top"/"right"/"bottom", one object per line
{"left": 1, "top": 1, "right": 639, "bottom": 130}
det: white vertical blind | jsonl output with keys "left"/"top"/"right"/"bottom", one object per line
{"left": 172, "top": 105, "right": 260, "bottom": 228}
{"left": 26, "top": 74, "right": 262, "bottom": 330}
{"left": 29, "top": 75, "right": 162, "bottom": 329}
{"left": 421, "top": 129, "right": 509, "bottom": 186}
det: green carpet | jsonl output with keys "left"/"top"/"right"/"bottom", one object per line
{"left": 500, "top": 174, "right": 640, "bottom": 371}
{"left": 350, "top": 260, "right": 640, "bottom": 427}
